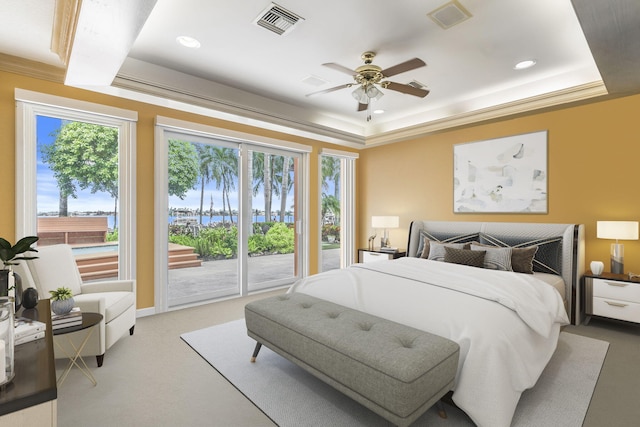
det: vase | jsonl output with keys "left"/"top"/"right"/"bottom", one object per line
{"left": 51, "top": 298, "right": 75, "bottom": 315}
{"left": 590, "top": 261, "right": 604, "bottom": 276}
{"left": 22, "top": 287, "right": 39, "bottom": 309}
{"left": 0, "top": 270, "right": 8, "bottom": 297}
{"left": 0, "top": 269, "right": 23, "bottom": 311}
{"left": 0, "top": 296, "right": 15, "bottom": 386}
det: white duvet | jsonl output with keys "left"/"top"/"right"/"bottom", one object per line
{"left": 287, "top": 257, "right": 569, "bottom": 427}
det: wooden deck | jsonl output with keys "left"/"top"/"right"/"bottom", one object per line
{"left": 38, "top": 217, "right": 108, "bottom": 246}
{"left": 74, "top": 243, "right": 202, "bottom": 281}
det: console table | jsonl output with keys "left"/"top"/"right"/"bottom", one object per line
{"left": 0, "top": 299, "right": 57, "bottom": 426}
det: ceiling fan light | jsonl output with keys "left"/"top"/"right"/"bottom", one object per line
{"left": 366, "top": 85, "right": 384, "bottom": 100}
{"left": 351, "top": 86, "right": 369, "bottom": 104}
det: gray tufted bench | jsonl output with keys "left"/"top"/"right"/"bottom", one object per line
{"left": 245, "top": 293, "right": 460, "bottom": 427}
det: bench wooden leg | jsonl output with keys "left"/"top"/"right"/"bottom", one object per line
{"left": 436, "top": 400, "right": 447, "bottom": 419}
{"left": 250, "top": 342, "right": 262, "bottom": 363}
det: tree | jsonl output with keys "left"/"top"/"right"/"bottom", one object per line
{"left": 195, "top": 144, "right": 216, "bottom": 225}
{"left": 168, "top": 140, "right": 199, "bottom": 200}
{"left": 273, "top": 156, "right": 293, "bottom": 222}
{"left": 322, "top": 156, "right": 341, "bottom": 199}
{"left": 41, "top": 122, "right": 118, "bottom": 222}
{"left": 210, "top": 147, "right": 238, "bottom": 224}
{"left": 263, "top": 153, "right": 272, "bottom": 221}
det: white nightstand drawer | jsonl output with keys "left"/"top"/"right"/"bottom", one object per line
{"left": 592, "top": 297, "right": 640, "bottom": 323}
{"left": 592, "top": 278, "right": 640, "bottom": 303}
{"left": 362, "top": 251, "right": 391, "bottom": 263}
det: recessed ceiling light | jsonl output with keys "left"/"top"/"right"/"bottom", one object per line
{"left": 373, "top": 109, "right": 385, "bottom": 115}
{"left": 514, "top": 59, "right": 536, "bottom": 70}
{"left": 176, "top": 36, "right": 201, "bottom": 49}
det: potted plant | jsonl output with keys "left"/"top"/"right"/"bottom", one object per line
{"left": 0, "top": 236, "right": 38, "bottom": 309}
{"left": 49, "top": 286, "right": 75, "bottom": 315}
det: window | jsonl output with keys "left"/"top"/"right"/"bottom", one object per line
{"left": 15, "top": 89, "right": 137, "bottom": 281}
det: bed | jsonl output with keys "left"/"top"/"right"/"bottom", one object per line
{"left": 288, "top": 220, "right": 585, "bottom": 427}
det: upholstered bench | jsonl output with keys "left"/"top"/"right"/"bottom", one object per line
{"left": 245, "top": 293, "right": 460, "bottom": 427}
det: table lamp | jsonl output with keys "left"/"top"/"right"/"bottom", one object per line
{"left": 372, "top": 216, "right": 399, "bottom": 248}
{"left": 597, "top": 220, "right": 639, "bottom": 274}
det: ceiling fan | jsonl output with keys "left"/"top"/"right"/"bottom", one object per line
{"left": 306, "top": 51, "right": 430, "bottom": 121}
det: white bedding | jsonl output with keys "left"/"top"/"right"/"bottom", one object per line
{"left": 287, "top": 257, "right": 570, "bottom": 427}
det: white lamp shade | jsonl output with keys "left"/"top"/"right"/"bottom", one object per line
{"left": 596, "top": 221, "right": 639, "bottom": 240}
{"left": 372, "top": 216, "right": 399, "bottom": 229}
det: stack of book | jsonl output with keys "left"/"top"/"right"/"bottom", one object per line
{"left": 51, "top": 307, "right": 83, "bottom": 330}
{"left": 14, "top": 317, "right": 47, "bottom": 345}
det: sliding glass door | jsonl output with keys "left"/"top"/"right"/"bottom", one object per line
{"left": 166, "top": 137, "right": 240, "bottom": 306}
{"left": 247, "top": 148, "right": 300, "bottom": 291}
{"left": 319, "top": 150, "right": 358, "bottom": 272}
{"left": 156, "top": 121, "right": 306, "bottom": 310}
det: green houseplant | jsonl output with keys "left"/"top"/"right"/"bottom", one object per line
{"left": 49, "top": 286, "right": 75, "bottom": 315}
{"left": 0, "top": 236, "right": 39, "bottom": 270}
{"left": 0, "top": 236, "right": 39, "bottom": 310}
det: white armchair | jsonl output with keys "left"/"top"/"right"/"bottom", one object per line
{"left": 15, "top": 244, "right": 136, "bottom": 367}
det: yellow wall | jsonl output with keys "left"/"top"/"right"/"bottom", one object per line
{"left": 0, "top": 70, "right": 355, "bottom": 309}
{"left": 358, "top": 94, "right": 640, "bottom": 274}
{"left": 4, "top": 68, "right": 640, "bottom": 310}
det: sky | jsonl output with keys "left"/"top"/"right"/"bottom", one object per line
{"left": 35, "top": 116, "right": 307, "bottom": 215}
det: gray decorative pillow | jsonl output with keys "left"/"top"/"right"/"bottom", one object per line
{"left": 470, "top": 244, "right": 513, "bottom": 271}
{"left": 444, "top": 246, "right": 485, "bottom": 268}
{"left": 428, "top": 242, "right": 469, "bottom": 262}
{"left": 511, "top": 245, "right": 539, "bottom": 274}
{"left": 420, "top": 237, "right": 431, "bottom": 259}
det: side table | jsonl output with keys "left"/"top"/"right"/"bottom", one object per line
{"left": 583, "top": 271, "right": 640, "bottom": 325}
{"left": 53, "top": 312, "right": 103, "bottom": 386}
{"left": 358, "top": 248, "right": 406, "bottom": 263}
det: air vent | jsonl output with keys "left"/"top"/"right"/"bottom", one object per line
{"left": 254, "top": 3, "right": 304, "bottom": 36}
{"left": 302, "top": 75, "right": 329, "bottom": 87}
{"left": 428, "top": 0, "right": 472, "bottom": 29}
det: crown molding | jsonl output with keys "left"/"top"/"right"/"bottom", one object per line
{"left": 0, "top": 53, "right": 65, "bottom": 83}
{"left": 51, "top": 0, "right": 81, "bottom": 66}
{"left": 363, "top": 81, "right": 608, "bottom": 148}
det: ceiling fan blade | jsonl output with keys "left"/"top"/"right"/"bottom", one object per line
{"left": 381, "top": 58, "right": 426, "bottom": 77}
{"left": 322, "top": 62, "right": 356, "bottom": 76}
{"left": 384, "top": 81, "right": 430, "bottom": 98}
{"left": 357, "top": 102, "right": 368, "bottom": 112}
{"left": 305, "top": 83, "right": 353, "bottom": 97}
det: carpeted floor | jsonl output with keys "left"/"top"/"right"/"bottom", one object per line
{"left": 182, "top": 320, "right": 609, "bottom": 427}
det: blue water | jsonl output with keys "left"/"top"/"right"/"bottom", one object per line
{"left": 41, "top": 214, "right": 293, "bottom": 231}
{"left": 72, "top": 244, "right": 118, "bottom": 255}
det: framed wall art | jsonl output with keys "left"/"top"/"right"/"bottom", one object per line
{"left": 453, "top": 130, "right": 548, "bottom": 213}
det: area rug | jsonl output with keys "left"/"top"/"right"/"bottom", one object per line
{"left": 181, "top": 320, "right": 608, "bottom": 426}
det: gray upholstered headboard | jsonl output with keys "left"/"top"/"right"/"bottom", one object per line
{"left": 407, "top": 221, "right": 585, "bottom": 325}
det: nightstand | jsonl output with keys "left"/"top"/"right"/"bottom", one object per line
{"left": 358, "top": 248, "right": 406, "bottom": 263}
{"left": 583, "top": 271, "right": 640, "bottom": 325}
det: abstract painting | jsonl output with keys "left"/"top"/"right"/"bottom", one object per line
{"left": 453, "top": 130, "right": 547, "bottom": 213}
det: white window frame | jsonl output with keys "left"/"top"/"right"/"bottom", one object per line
{"left": 155, "top": 116, "right": 310, "bottom": 312}
{"left": 319, "top": 148, "right": 358, "bottom": 270}
{"left": 14, "top": 88, "right": 137, "bottom": 280}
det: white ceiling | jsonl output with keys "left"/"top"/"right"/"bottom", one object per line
{"left": 1, "top": 0, "right": 639, "bottom": 147}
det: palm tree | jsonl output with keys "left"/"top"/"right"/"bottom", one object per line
{"left": 210, "top": 147, "right": 238, "bottom": 224}
{"left": 322, "top": 156, "right": 340, "bottom": 199}
{"left": 196, "top": 144, "right": 216, "bottom": 225}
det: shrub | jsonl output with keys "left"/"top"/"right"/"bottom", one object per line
{"left": 265, "top": 222, "right": 294, "bottom": 253}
